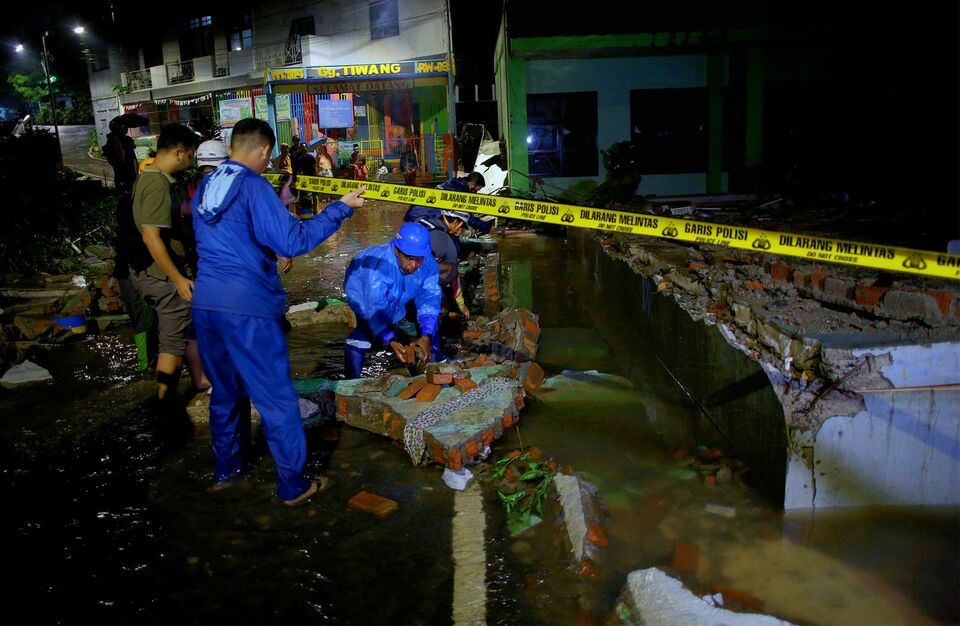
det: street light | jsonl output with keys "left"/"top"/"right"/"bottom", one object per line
{"left": 13, "top": 26, "right": 84, "bottom": 172}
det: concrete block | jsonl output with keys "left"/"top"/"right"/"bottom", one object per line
{"left": 0, "top": 360, "right": 53, "bottom": 387}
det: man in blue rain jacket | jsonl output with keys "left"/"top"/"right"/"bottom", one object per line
{"left": 343, "top": 222, "right": 442, "bottom": 379}
{"left": 191, "top": 118, "right": 366, "bottom": 506}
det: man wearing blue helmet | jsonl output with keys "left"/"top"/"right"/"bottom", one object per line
{"left": 342, "top": 222, "right": 442, "bottom": 378}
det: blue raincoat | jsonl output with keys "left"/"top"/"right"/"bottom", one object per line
{"left": 342, "top": 241, "right": 441, "bottom": 377}
{"left": 344, "top": 241, "right": 441, "bottom": 341}
{"left": 191, "top": 160, "right": 353, "bottom": 501}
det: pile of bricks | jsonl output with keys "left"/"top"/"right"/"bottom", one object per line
{"left": 481, "top": 253, "right": 501, "bottom": 316}
{"left": 462, "top": 307, "right": 541, "bottom": 362}
{"left": 396, "top": 362, "right": 479, "bottom": 403}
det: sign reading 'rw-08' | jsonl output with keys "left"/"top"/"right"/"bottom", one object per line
{"left": 270, "top": 60, "right": 449, "bottom": 82}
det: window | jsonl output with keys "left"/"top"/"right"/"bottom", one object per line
{"left": 288, "top": 16, "right": 315, "bottom": 62}
{"left": 370, "top": 0, "right": 399, "bottom": 40}
{"left": 526, "top": 92, "right": 598, "bottom": 177}
{"left": 181, "top": 15, "right": 214, "bottom": 59}
{"left": 90, "top": 48, "right": 109, "bottom": 72}
{"left": 229, "top": 14, "right": 253, "bottom": 51}
{"left": 189, "top": 15, "right": 212, "bottom": 29}
{"left": 230, "top": 30, "right": 252, "bottom": 51}
{"left": 630, "top": 88, "right": 707, "bottom": 174}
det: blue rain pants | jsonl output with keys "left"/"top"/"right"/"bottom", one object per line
{"left": 193, "top": 308, "right": 311, "bottom": 501}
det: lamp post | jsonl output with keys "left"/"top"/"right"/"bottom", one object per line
{"left": 40, "top": 30, "right": 62, "bottom": 165}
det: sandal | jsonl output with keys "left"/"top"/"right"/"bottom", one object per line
{"left": 280, "top": 475, "right": 330, "bottom": 507}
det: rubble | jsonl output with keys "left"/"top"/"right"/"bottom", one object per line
{"left": 0, "top": 360, "right": 53, "bottom": 387}
{"left": 616, "top": 568, "right": 795, "bottom": 626}
{"left": 598, "top": 231, "right": 959, "bottom": 461}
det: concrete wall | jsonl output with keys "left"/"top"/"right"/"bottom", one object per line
{"left": 255, "top": 0, "right": 448, "bottom": 68}
{"left": 785, "top": 342, "right": 960, "bottom": 509}
{"left": 519, "top": 55, "right": 725, "bottom": 197}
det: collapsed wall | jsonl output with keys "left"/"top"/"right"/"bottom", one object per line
{"left": 585, "top": 230, "right": 959, "bottom": 509}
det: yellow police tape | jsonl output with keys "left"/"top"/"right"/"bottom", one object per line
{"left": 265, "top": 174, "right": 960, "bottom": 280}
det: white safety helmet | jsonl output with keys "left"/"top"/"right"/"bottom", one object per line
{"left": 441, "top": 210, "right": 470, "bottom": 223}
{"left": 196, "top": 139, "right": 228, "bottom": 168}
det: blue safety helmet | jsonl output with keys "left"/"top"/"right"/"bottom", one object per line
{"left": 393, "top": 222, "right": 431, "bottom": 257}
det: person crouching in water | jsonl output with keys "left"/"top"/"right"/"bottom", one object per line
{"left": 342, "top": 223, "right": 441, "bottom": 378}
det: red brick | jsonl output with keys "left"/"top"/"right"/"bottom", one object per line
{"left": 431, "top": 444, "right": 447, "bottom": 465}
{"left": 481, "top": 428, "right": 495, "bottom": 444}
{"left": 502, "top": 411, "right": 515, "bottom": 429}
{"left": 671, "top": 541, "right": 700, "bottom": 574}
{"left": 924, "top": 290, "right": 954, "bottom": 316}
{"left": 810, "top": 267, "right": 828, "bottom": 290}
{"left": 688, "top": 261, "right": 711, "bottom": 271}
{"left": 98, "top": 275, "right": 120, "bottom": 297}
{"left": 454, "top": 377, "right": 478, "bottom": 393}
{"left": 708, "top": 584, "right": 764, "bottom": 613}
{"left": 415, "top": 383, "right": 442, "bottom": 402}
{"left": 464, "top": 439, "right": 479, "bottom": 461}
{"left": 704, "top": 475, "right": 717, "bottom": 486}
{"left": 462, "top": 329, "right": 481, "bottom": 341}
{"left": 399, "top": 378, "right": 427, "bottom": 400}
{"left": 743, "top": 280, "right": 764, "bottom": 291}
{"left": 769, "top": 263, "right": 794, "bottom": 282}
{"left": 447, "top": 447, "right": 463, "bottom": 471}
{"left": 514, "top": 390, "right": 525, "bottom": 410}
{"left": 586, "top": 522, "right": 608, "bottom": 547}
{"left": 348, "top": 491, "right": 399, "bottom": 517}
{"left": 427, "top": 372, "right": 454, "bottom": 385}
{"left": 336, "top": 395, "right": 348, "bottom": 418}
{"left": 855, "top": 284, "right": 889, "bottom": 307}
{"left": 523, "top": 362, "right": 546, "bottom": 392}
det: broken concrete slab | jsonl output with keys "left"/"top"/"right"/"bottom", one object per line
{"left": 1, "top": 360, "right": 53, "bottom": 387}
{"left": 618, "top": 568, "right": 794, "bottom": 626}
{"left": 554, "top": 473, "right": 606, "bottom": 566}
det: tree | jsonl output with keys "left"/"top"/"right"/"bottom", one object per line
{"left": 7, "top": 70, "right": 51, "bottom": 109}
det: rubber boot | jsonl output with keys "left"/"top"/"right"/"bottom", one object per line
{"left": 429, "top": 332, "right": 446, "bottom": 363}
{"left": 134, "top": 331, "right": 150, "bottom": 371}
{"left": 344, "top": 340, "right": 367, "bottom": 379}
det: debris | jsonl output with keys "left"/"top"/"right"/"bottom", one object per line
{"left": 705, "top": 503, "right": 737, "bottom": 518}
{"left": 348, "top": 491, "right": 399, "bottom": 517}
{"left": 0, "top": 360, "right": 53, "bottom": 387}
{"left": 442, "top": 466, "right": 474, "bottom": 490}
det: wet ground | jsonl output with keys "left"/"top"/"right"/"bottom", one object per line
{"left": 0, "top": 201, "right": 956, "bottom": 624}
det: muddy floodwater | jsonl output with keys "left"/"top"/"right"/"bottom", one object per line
{"left": 0, "top": 202, "right": 956, "bottom": 625}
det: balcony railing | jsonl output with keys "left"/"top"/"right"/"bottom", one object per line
{"left": 214, "top": 52, "right": 230, "bottom": 77}
{"left": 124, "top": 68, "right": 152, "bottom": 91}
{"left": 166, "top": 59, "right": 195, "bottom": 85}
{"left": 254, "top": 42, "right": 302, "bottom": 71}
